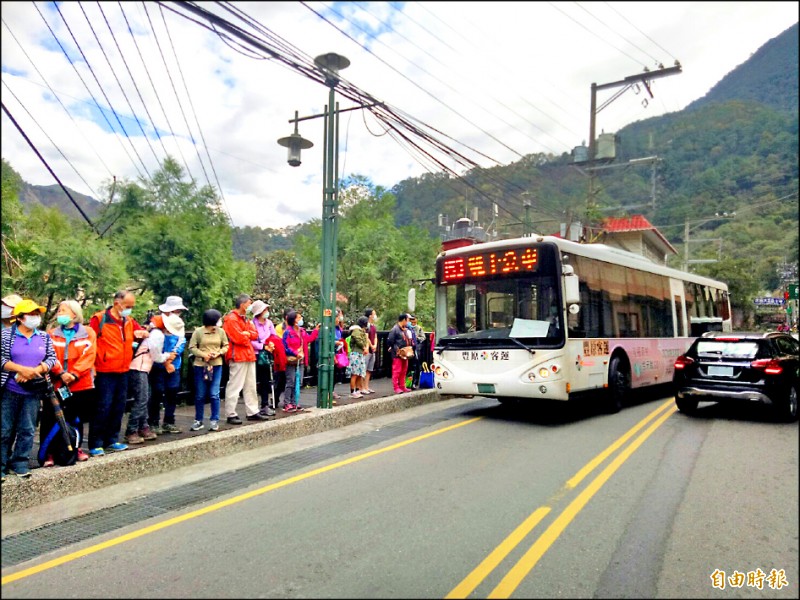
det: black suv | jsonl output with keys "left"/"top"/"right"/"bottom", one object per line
{"left": 673, "top": 332, "right": 799, "bottom": 421}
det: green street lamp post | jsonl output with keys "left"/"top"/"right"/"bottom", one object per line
{"left": 278, "top": 52, "right": 349, "bottom": 409}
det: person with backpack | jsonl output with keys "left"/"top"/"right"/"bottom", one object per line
{"left": 147, "top": 296, "right": 188, "bottom": 435}
{"left": 1, "top": 299, "right": 58, "bottom": 480}
{"left": 42, "top": 300, "right": 96, "bottom": 465}
{"left": 87, "top": 290, "right": 149, "bottom": 457}
{"left": 188, "top": 309, "right": 229, "bottom": 432}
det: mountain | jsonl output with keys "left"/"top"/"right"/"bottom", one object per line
{"left": 687, "top": 22, "right": 798, "bottom": 113}
{"left": 18, "top": 181, "right": 104, "bottom": 222}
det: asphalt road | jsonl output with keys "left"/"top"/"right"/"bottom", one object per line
{"left": 2, "top": 392, "right": 798, "bottom": 598}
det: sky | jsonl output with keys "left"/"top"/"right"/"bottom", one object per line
{"left": 1, "top": 1, "right": 797, "bottom": 230}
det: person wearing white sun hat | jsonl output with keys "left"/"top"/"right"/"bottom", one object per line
{"left": 147, "top": 296, "right": 187, "bottom": 435}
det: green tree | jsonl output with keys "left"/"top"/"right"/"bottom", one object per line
{"left": 1, "top": 158, "right": 25, "bottom": 291}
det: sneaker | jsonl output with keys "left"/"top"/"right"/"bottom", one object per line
{"left": 43, "top": 455, "right": 55, "bottom": 468}
{"left": 260, "top": 407, "right": 276, "bottom": 417}
{"left": 360, "top": 389, "right": 372, "bottom": 395}
{"left": 227, "top": 415, "right": 243, "bottom": 425}
{"left": 139, "top": 427, "right": 157, "bottom": 441}
{"left": 350, "top": 392, "right": 363, "bottom": 399}
{"left": 367, "top": 388, "right": 376, "bottom": 393}
{"left": 150, "top": 425, "right": 163, "bottom": 436}
{"left": 89, "top": 447, "right": 105, "bottom": 457}
{"left": 284, "top": 404, "right": 297, "bottom": 413}
{"left": 403, "top": 388, "right": 413, "bottom": 393}
{"left": 105, "top": 442, "right": 128, "bottom": 452}
{"left": 76, "top": 449, "right": 89, "bottom": 462}
{"left": 332, "top": 392, "right": 341, "bottom": 400}
{"left": 161, "top": 423, "right": 182, "bottom": 434}
{"left": 209, "top": 420, "right": 219, "bottom": 431}
{"left": 190, "top": 420, "right": 204, "bottom": 431}
{"left": 125, "top": 432, "right": 144, "bottom": 445}
{"left": 247, "top": 413, "right": 269, "bottom": 421}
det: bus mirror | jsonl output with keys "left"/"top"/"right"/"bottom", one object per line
{"left": 564, "top": 273, "right": 580, "bottom": 305}
{"left": 408, "top": 287, "right": 416, "bottom": 312}
{"left": 569, "top": 303, "right": 580, "bottom": 315}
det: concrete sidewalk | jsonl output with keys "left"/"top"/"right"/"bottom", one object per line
{"left": 1, "top": 377, "right": 441, "bottom": 514}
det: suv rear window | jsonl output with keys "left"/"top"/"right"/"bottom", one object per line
{"left": 695, "top": 340, "right": 760, "bottom": 359}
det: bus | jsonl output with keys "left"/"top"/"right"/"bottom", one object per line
{"left": 432, "top": 234, "right": 731, "bottom": 412}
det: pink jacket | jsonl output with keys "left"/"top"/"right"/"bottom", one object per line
{"left": 282, "top": 326, "right": 319, "bottom": 367}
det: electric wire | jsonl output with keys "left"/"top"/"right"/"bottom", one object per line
{"left": 2, "top": 101, "right": 100, "bottom": 234}
{"left": 603, "top": 1, "right": 679, "bottom": 63}
{"left": 158, "top": 4, "right": 232, "bottom": 223}
{"left": 117, "top": 1, "right": 195, "bottom": 181}
{"left": 140, "top": 1, "right": 212, "bottom": 187}
{"left": 32, "top": 2, "right": 145, "bottom": 181}
{"left": 303, "top": 1, "right": 526, "bottom": 161}
{"left": 76, "top": 1, "right": 162, "bottom": 167}
{"left": 50, "top": 1, "right": 153, "bottom": 180}
{"left": 0, "top": 17, "right": 114, "bottom": 180}
{"left": 328, "top": 1, "right": 571, "bottom": 154}
{"left": 95, "top": 1, "right": 170, "bottom": 160}
{"left": 2, "top": 78, "right": 100, "bottom": 199}
{"left": 573, "top": 2, "right": 661, "bottom": 66}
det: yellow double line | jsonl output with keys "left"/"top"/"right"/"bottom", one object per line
{"left": 446, "top": 398, "right": 677, "bottom": 599}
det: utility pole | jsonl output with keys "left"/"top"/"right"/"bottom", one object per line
{"left": 683, "top": 212, "right": 735, "bottom": 271}
{"left": 586, "top": 64, "right": 682, "bottom": 219}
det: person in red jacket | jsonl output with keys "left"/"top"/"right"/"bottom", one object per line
{"left": 87, "top": 290, "right": 148, "bottom": 456}
{"left": 44, "top": 300, "right": 97, "bottom": 464}
{"left": 222, "top": 294, "right": 268, "bottom": 425}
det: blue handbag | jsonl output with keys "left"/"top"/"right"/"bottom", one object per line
{"left": 419, "top": 362, "right": 435, "bottom": 389}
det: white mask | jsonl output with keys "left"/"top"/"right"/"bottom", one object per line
{"left": 297, "top": 318, "right": 304, "bottom": 327}
{"left": 164, "top": 313, "right": 184, "bottom": 329}
{"left": 216, "top": 320, "right": 223, "bottom": 327}
{"left": 23, "top": 315, "right": 42, "bottom": 330}
{"left": 264, "top": 312, "right": 270, "bottom": 319}
{"left": 1, "top": 305, "right": 12, "bottom": 319}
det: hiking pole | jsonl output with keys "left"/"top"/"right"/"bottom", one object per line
{"left": 268, "top": 358, "right": 276, "bottom": 411}
{"left": 45, "top": 375, "right": 74, "bottom": 452}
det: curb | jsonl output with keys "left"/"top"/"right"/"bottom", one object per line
{"left": 1, "top": 390, "right": 443, "bottom": 514}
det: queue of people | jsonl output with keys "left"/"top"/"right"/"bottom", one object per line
{"left": 1, "top": 289, "right": 427, "bottom": 482}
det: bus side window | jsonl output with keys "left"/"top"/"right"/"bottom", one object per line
{"left": 674, "top": 295, "right": 686, "bottom": 337}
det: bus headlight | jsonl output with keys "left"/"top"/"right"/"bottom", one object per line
{"left": 527, "top": 371, "right": 537, "bottom": 381}
{"left": 538, "top": 367, "right": 550, "bottom": 378}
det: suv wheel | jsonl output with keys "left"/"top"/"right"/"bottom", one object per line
{"left": 606, "top": 356, "right": 629, "bottom": 414}
{"left": 776, "top": 386, "right": 798, "bottom": 423}
{"left": 675, "top": 396, "right": 698, "bottom": 415}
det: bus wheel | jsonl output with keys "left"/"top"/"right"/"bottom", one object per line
{"left": 606, "top": 356, "right": 629, "bottom": 414}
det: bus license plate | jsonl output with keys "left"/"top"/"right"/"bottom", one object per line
{"left": 477, "top": 384, "right": 496, "bottom": 394}
{"left": 707, "top": 366, "right": 733, "bottom": 377}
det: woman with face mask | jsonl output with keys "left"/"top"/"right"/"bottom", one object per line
{"left": 1, "top": 299, "right": 58, "bottom": 480}
{"left": 41, "top": 300, "right": 97, "bottom": 465}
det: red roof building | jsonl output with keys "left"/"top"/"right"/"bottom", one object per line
{"left": 599, "top": 215, "right": 677, "bottom": 264}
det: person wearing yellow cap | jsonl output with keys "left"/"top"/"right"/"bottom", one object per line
{"left": 1, "top": 299, "right": 58, "bottom": 481}
{"left": 1, "top": 294, "right": 23, "bottom": 331}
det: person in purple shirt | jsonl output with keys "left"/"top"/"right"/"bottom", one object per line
{"left": 1, "top": 299, "right": 58, "bottom": 481}
{"left": 248, "top": 300, "right": 277, "bottom": 417}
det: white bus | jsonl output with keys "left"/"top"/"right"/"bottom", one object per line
{"left": 432, "top": 235, "right": 731, "bottom": 411}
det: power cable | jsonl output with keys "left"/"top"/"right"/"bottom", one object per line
{"left": 50, "top": 1, "right": 153, "bottom": 180}
{"left": 2, "top": 101, "right": 100, "bottom": 235}
{"left": 0, "top": 17, "right": 114, "bottom": 180}
{"left": 117, "top": 1, "right": 195, "bottom": 181}
{"left": 2, "top": 78, "right": 100, "bottom": 199}
{"left": 331, "top": 1, "right": 572, "bottom": 154}
{"left": 573, "top": 2, "right": 661, "bottom": 66}
{"left": 95, "top": 1, "right": 170, "bottom": 160}
{"left": 32, "top": 2, "right": 145, "bottom": 181}
{"left": 603, "top": 1, "right": 678, "bottom": 63}
{"left": 76, "top": 2, "right": 162, "bottom": 167}
{"left": 158, "top": 3, "right": 232, "bottom": 223}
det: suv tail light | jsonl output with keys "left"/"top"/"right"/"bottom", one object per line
{"left": 674, "top": 355, "right": 694, "bottom": 370}
{"left": 750, "top": 359, "right": 783, "bottom": 375}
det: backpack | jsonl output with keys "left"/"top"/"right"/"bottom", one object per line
{"left": 38, "top": 418, "right": 80, "bottom": 467}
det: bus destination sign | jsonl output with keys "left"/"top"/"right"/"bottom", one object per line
{"left": 441, "top": 247, "right": 539, "bottom": 283}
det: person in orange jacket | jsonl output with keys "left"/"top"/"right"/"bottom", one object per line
{"left": 222, "top": 294, "right": 268, "bottom": 424}
{"left": 87, "top": 290, "right": 148, "bottom": 456}
{"left": 43, "top": 300, "right": 97, "bottom": 464}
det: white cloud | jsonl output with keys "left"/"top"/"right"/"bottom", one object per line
{"left": 1, "top": 1, "right": 797, "bottom": 229}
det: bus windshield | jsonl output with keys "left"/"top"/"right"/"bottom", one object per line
{"left": 441, "top": 275, "right": 564, "bottom": 348}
